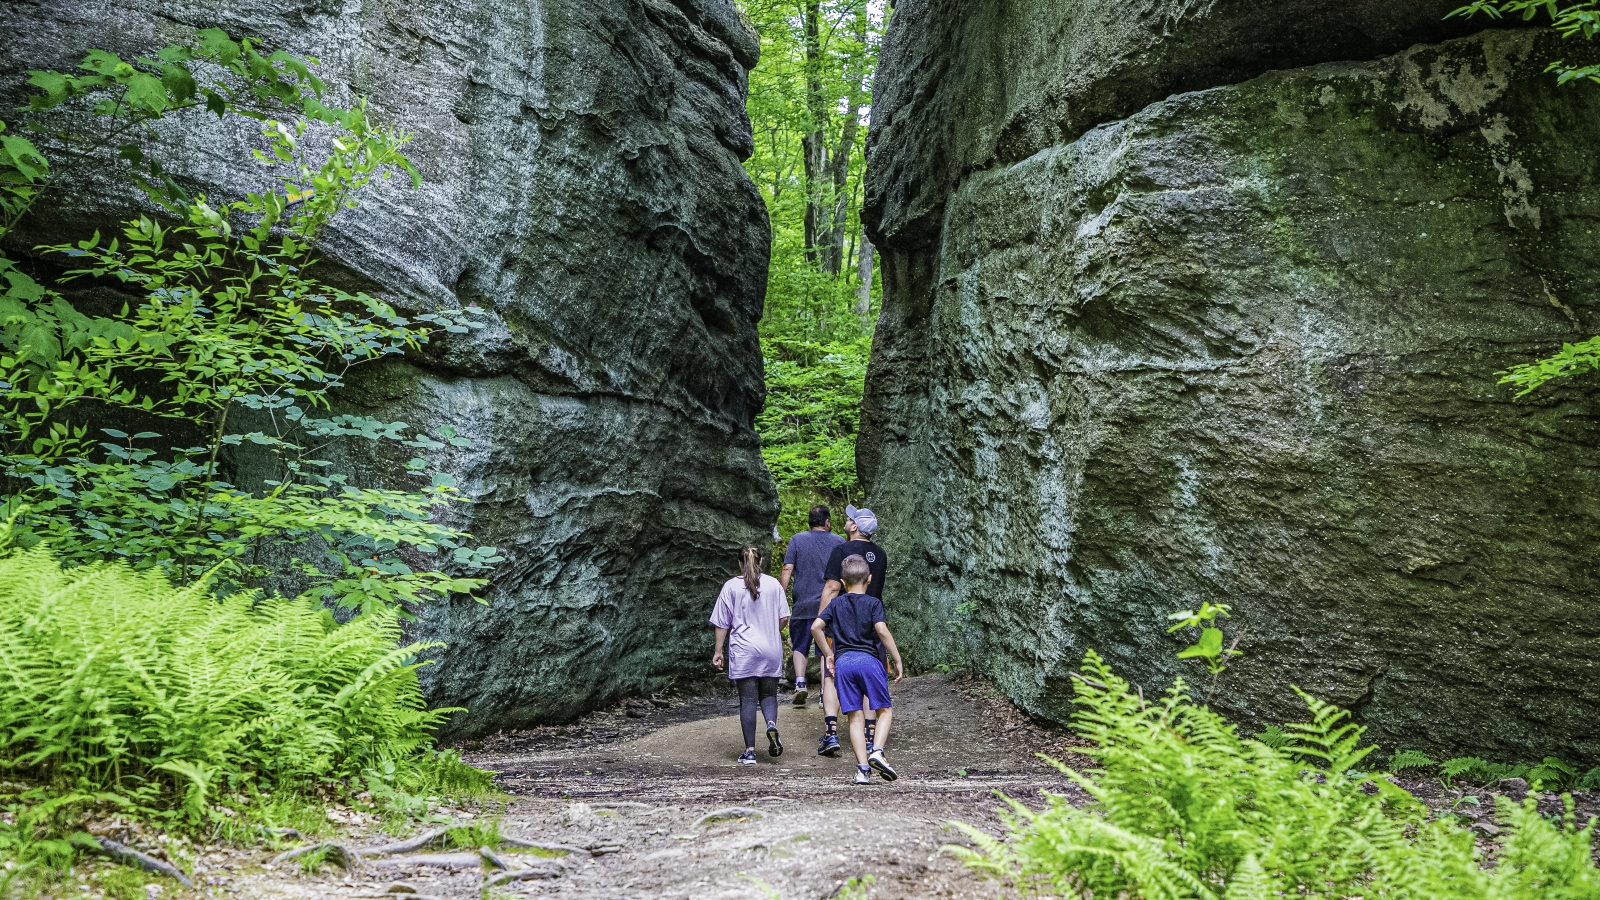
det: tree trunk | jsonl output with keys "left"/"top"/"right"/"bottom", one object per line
{"left": 801, "top": 0, "right": 826, "bottom": 268}
{"left": 855, "top": 229, "right": 874, "bottom": 316}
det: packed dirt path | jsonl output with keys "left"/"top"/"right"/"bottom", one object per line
{"left": 239, "top": 675, "right": 1087, "bottom": 900}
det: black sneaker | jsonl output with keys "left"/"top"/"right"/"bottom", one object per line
{"left": 792, "top": 684, "right": 808, "bottom": 707}
{"left": 738, "top": 749, "right": 757, "bottom": 766}
{"left": 817, "top": 733, "right": 840, "bottom": 757}
{"left": 868, "top": 749, "right": 898, "bottom": 781}
{"left": 767, "top": 724, "right": 783, "bottom": 757}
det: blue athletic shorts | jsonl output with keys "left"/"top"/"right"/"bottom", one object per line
{"left": 790, "top": 618, "right": 819, "bottom": 658}
{"left": 834, "top": 650, "right": 892, "bottom": 713}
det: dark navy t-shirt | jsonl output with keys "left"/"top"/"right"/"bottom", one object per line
{"left": 817, "top": 592, "right": 886, "bottom": 658}
{"left": 783, "top": 529, "right": 845, "bottom": 618}
{"left": 823, "top": 540, "right": 887, "bottom": 599}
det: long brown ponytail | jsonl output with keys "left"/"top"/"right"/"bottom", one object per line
{"left": 738, "top": 544, "right": 763, "bottom": 601}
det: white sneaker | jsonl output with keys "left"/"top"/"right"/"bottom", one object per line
{"left": 853, "top": 767, "right": 871, "bottom": 785}
{"left": 868, "top": 750, "right": 898, "bottom": 781}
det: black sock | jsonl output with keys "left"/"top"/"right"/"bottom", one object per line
{"left": 864, "top": 719, "right": 876, "bottom": 746}
{"left": 825, "top": 715, "right": 838, "bottom": 736}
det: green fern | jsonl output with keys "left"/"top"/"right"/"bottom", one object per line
{"left": 1528, "top": 757, "right": 1578, "bottom": 792}
{"left": 949, "top": 650, "right": 1600, "bottom": 899}
{"left": 0, "top": 543, "right": 485, "bottom": 823}
{"left": 1576, "top": 767, "right": 1600, "bottom": 792}
{"left": 1389, "top": 750, "right": 1437, "bottom": 773}
{"left": 1252, "top": 725, "right": 1290, "bottom": 749}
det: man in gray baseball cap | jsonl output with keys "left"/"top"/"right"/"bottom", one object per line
{"left": 813, "top": 504, "right": 888, "bottom": 756}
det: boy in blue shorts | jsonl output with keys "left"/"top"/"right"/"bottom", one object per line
{"left": 812, "top": 554, "right": 904, "bottom": 784}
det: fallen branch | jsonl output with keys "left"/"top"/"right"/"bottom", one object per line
{"left": 366, "top": 853, "right": 484, "bottom": 869}
{"left": 269, "top": 843, "right": 363, "bottom": 872}
{"left": 486, "top": 866, "right": 562, "bottom": 886}
{"left": 94, "top": 838, "right": 194, "bottom": 888}
{"left": 692, "top": 807, "right": 766, "bottom": 829}
{"left": 500, "top": 837, "right": 590, "bottom": 855}
{"left": 357, "top": 828, "right": 446, "bottom": 856}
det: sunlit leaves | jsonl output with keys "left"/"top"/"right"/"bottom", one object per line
{"left": 0, "top": 33, "right": 497, "bottom": 616}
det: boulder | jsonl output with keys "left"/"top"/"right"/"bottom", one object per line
{"left": 0, "top": 0, "right": 776, "bottom": 733}
{"left": 867, "top": 0, "right": 1493, "bottom": 250}
{"left": 860, "top": 29, "right": 1600, "bottom": 762}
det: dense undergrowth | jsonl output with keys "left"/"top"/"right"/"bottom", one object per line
{"left": 952, "top": 651, "right": 1600, "bottom": 899}
{"left": 0, "top": 537, "right": 493, "bottom": 886}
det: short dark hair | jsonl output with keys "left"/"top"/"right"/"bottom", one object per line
{"left": 840, "top": 554, "right": 871, "bottom": 588}
{"left": 808, "top": 505, "right": 831, "bottom": 528}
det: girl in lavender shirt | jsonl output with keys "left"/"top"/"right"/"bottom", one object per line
{"left": 711, "top": 545, "right": 791, "bottom": 765}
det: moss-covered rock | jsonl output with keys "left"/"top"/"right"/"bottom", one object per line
{"left": 861, "top": 29, "right": 1600, "bottom": 762}
{"left": 1, "top": 0, "right": 777, "bottom": 734}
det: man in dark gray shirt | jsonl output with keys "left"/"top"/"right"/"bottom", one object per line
{"left": 780, "top": 505, "right": 844, "bottom": 709}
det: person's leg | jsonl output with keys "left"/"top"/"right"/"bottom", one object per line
{"left": 860, "top": 665, "right": 898, "bottom": 780}
{"left": 847, "top": 710, "right": 870, "bottom": 765}
{"left": 870, "top": 707, "right": 893, "bottom": 751}
{"left": 736, "top": 677, "right": 758, "bottom": 752}
{"left": 759, "top": 676, "right": 780, "bottom": 726}
{"left": 818, "top": 641, "right": 841, "bottom": 754}
{"left": 790, "top": 620, "right": 812, "bottom": 707}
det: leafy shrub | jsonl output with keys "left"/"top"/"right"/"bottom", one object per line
{"left": 950, "top": 651, "right": 1600, "bottom": 899}
{"left": 0, "top": 540, "right": 462, "bottom": 818}
{"left": 0, "top": 34, "right": 499, "bottom": 614}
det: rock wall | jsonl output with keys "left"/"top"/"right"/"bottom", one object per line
{"left": 1, "top": 0, "right": 778, "bottom": 734}
{"left": 863, "top": 4, "right": 1600, "bottom": 762}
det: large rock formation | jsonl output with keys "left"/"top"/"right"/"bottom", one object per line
{"left": 1, "top": 0, "right": 777, "bottom": 734}
{"left": 863, "top": 4, "right": 1600, "bottom": 762}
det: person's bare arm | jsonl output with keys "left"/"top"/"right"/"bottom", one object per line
{"left": 712, "top": 626, "right": 729, "bottom": 671}
{"left": 874, "top": 622, "right": 904, "bottom": 683}
{"left": 811, "top": 618, "right": 834, "bottom": 677}
{"left": 819, "top": 579, "right": 842, "bottom": 613}
{"left": 780, "top": 563, "right": 795, "bottom": 592}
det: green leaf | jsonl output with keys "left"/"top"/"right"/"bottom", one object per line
{"left": 1176, "top": 627, "right": 1224, "bottom": 660}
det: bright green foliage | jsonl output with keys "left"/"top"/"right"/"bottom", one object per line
{"left": 758, "top": 335, "right": 869, "bottom": 494}
{"left": 950, "top": 650, "right": 1600, "bottom": 900}
{"left": 0, "top": 37, "right": 499, "bottom": 613}
{"left": 1251, "top": 725, "right": 1290, "bottom": 749}
{"left": 740, "top": 1, "right": 884, "bottom": 505}
{"left": 1452, "top": 2, "right": 1600, "bottom": 84}
{"left": 0, "top": 542, "right": 458, "bottom": 812}
{"left": 1499, "top": 336, "right": 1600, "bottom": 395}
{"left": 1390, "top": 749, "right": 1438, "bottom": 772}
{"left": 1167, "top": 602, "right": 1240, "bottom": 676}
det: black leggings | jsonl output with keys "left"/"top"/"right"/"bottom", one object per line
{"left": 735, "top": 676, "right": 779, "bottom": 749}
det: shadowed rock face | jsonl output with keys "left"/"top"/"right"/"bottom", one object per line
{"left": 862, "top": 20, "right": 1600, "bottom": 762}
{"left": 1, "top": 0, "right": 778, "bottom": 734}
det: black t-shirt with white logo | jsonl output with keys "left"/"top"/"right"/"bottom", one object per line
{"left": 823, "top": 540, "right": 887, "bottom": 599}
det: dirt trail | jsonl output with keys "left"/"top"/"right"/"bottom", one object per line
{"left": 237, "top": 675, "right": 1086, "bottom": 900}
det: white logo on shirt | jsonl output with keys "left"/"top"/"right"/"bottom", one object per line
{"left": 865, "top": 552, "right": 877, "bottom": 563}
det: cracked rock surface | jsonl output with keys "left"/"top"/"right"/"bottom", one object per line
{"left": 0, "top": 0, "right": 777, "bottom": 733}
{"left": 861, "top": 23, "right": 1600, "bottom": 761}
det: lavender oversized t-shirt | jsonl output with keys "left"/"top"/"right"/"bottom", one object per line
{"left": 710, "top": 573, "right": 791, "bottom": 680}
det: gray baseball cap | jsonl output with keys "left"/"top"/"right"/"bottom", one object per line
{"left": 845, "top": 504, "right": 878, "bottom": 536}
